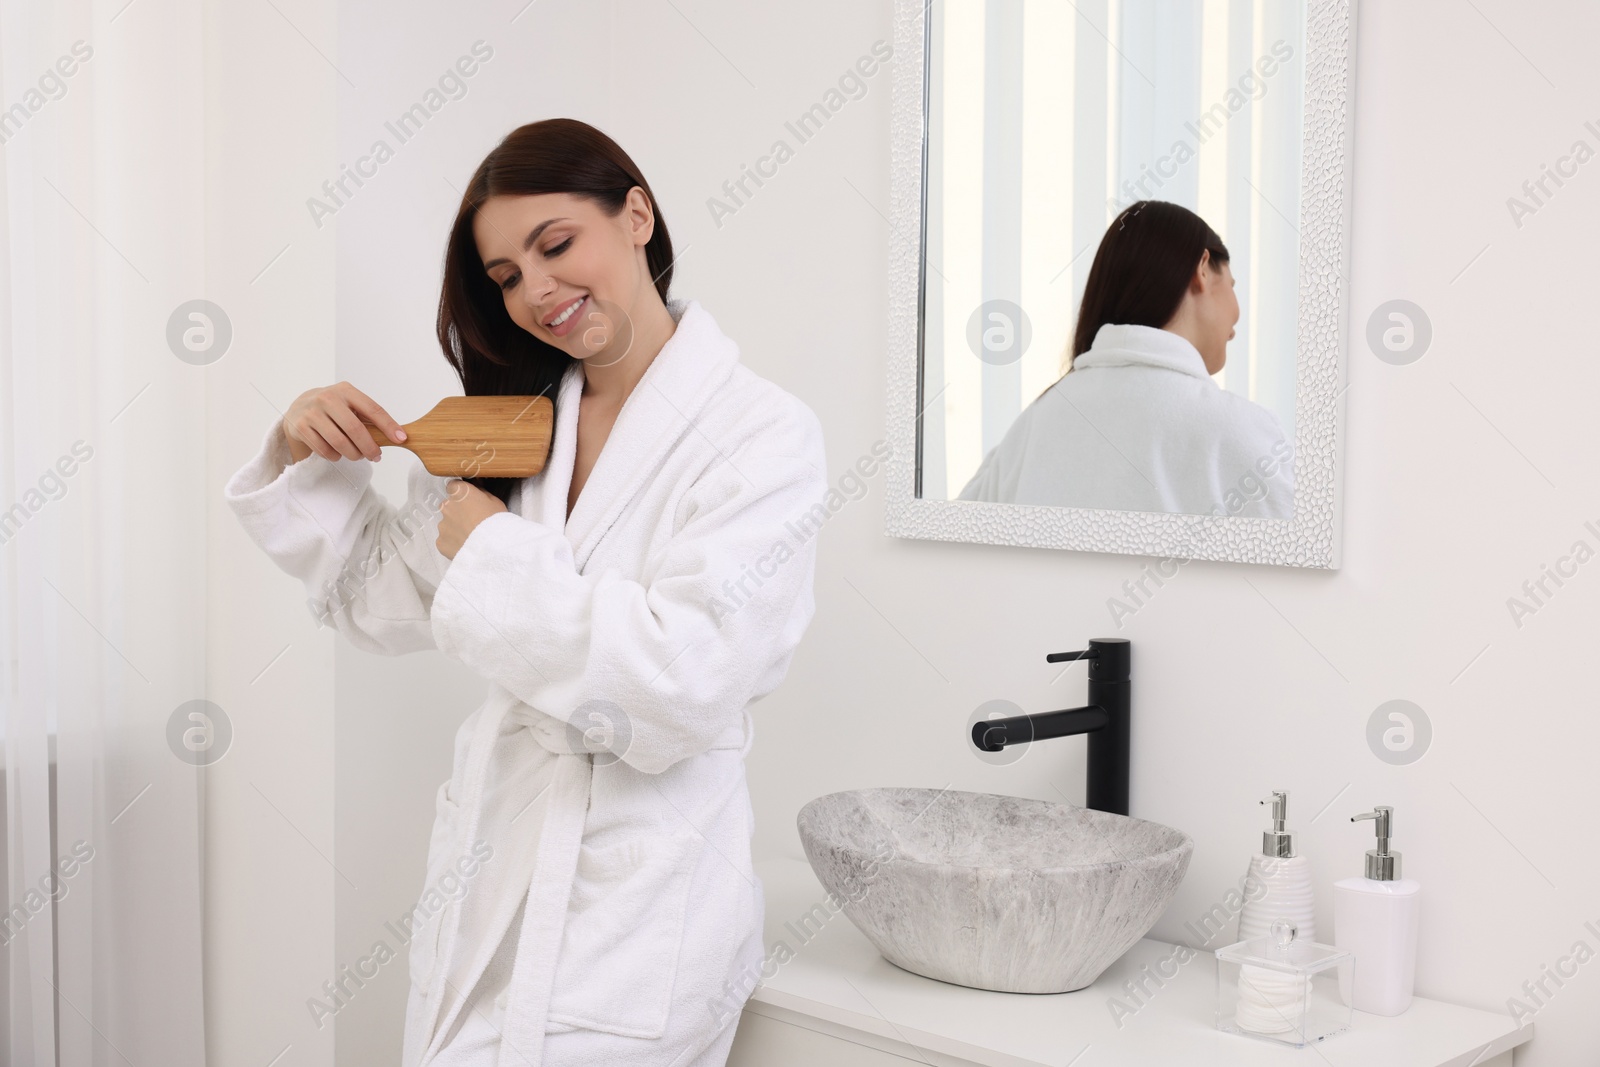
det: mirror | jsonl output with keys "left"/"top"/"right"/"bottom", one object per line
{"left": 884, "top": 0, "right": 1356, "bottom": 568}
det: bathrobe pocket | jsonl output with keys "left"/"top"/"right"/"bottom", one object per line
{"left": 545, "top": 829, "right": 699, "bottom": 1039}
{"left": 408, "top": 780, "right": 461, "bottom": 994}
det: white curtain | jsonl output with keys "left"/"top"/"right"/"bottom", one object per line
{"left": 0, "top": 1, "right": 207, "bottom": 1063}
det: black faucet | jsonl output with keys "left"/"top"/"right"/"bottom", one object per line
{"left": 968, "top": 638, "right": 1131, "bottom": 816}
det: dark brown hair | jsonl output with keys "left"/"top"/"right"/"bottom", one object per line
{"left": 1070, "top": 200, "right": 1229, "bottom": 360}
{"left": 436, "top": 118, "right": 676, "bottom": 504}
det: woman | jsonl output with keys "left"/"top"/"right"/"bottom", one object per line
{"left": 223, "top": 119, "right": 826, "bottom": 1065}
{"left": 958, "top": 200, "right": 1293, "bottom": 519}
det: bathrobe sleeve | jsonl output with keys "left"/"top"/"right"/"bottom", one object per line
{"left": 955, "top": 445, "right": 1001, "bottom": 502}
{"left": 222, "top": 417, "right": 453, "bottom": 656}
{"left": 955, "top": 403, "right": 1036, "bottom": 504}
{"left": 428, "top": 423, "right": 828, "bottom": 776}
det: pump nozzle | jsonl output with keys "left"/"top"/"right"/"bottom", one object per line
{"left": 1351, "top": 805, "right": 1400, "bottom": 880}
{"left": 1260, "top": 790, "right": 1294, "bottom": 858}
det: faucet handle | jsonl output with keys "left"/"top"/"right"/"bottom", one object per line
{"left": 1046, "top": 639, "right": 1129, "bottom": 682}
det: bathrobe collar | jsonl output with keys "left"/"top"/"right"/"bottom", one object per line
{"left": 1073, "top": 322, "right": 1214, "bottom": 382}
{"left": 519, "top": 297, "right": 740, "bottom": 567}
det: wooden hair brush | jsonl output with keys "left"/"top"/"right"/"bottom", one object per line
{"left": 359, "top": 395, "right": 554, "bottom": 479}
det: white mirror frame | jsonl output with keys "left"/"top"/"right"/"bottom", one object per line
{"left": 884, "top": 0, "right": 1357, "bottom": 569}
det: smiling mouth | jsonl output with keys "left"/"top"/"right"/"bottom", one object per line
{"left": 545, "top": 294, "right": 588, "bottom": 333}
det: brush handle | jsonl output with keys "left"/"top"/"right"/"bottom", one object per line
{"left": 357, "top": 394, "right": 554, "bottom": 478}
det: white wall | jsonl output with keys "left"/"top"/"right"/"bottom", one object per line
{"left": 209, "top": 1, "right": 1600, "bottom": 1064}
{"left": 206, "top": 0, "right": 339, "bottom": 1064}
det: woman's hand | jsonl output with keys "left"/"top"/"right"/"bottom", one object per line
{"left": 282, "top": 381, "right": 407, "bottom": 464}
{"left": 437, "top": 479, "right": 508, "bottom": 560}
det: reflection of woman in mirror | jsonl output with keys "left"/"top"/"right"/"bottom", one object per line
{"left": 958, "top": 200, "right": 1293, "bottom": 519}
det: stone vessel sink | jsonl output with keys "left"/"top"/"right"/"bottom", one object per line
{"left": 796, "top": 787, "right": 1193, "bottom": 994}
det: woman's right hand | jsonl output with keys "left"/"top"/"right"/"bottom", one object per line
{"left": 282, "top": 382, "right": 408, "bottom": 464}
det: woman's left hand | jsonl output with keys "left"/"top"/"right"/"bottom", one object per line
{"left": 437, "top": 479, "right": 508, "bottom": 560}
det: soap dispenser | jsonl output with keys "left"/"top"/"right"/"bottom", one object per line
{"left": 1333, "top": 805, "right": 1421, "bottom": 1015}
{"left": 1237, "top": 791, "right": 1316, "bottom": 943}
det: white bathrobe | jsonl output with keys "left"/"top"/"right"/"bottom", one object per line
{"left": 957, "top": 323, "right": 1294, "bottom": 519}
{"left": 223, "top": 298, "right": 827, "bottom": 1066}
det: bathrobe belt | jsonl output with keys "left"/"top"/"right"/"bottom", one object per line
{"left": 416, "top": 690, "right": 752, "bottom": 1066}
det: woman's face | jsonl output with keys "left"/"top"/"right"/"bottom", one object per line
{"left": 473, "top": 189, "right": 652, "bottom": 362}
{"left": 1197, "top": 255, "right": 1239, "bottom": 374}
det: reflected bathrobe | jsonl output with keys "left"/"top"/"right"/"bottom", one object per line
{"left": 223, "top": 298, "right": 827, "bottom": 1066}
{"left": 957, "top": 323, "right": 1294, "bottom": 518}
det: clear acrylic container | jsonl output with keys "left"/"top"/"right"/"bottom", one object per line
{"left": 1216, "top": 919, "right": 1354, "bottom": 1048}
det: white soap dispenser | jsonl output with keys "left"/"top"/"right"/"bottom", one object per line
{"left": 1237, "top": 791, "right": 1316, "bottom": 943}
{"left": 1333, "top": 805, "right": 1421, "bottom": 1015}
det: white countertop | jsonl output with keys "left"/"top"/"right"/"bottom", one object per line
{"left": 746, "top": 857, "right": 1530, "bottom": 1067}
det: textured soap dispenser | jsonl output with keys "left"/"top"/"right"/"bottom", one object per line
{"left": 1333, "top": 805, "right": 1421, "bottom": 1015}
{"left": 1237, "top": 791, "right": 1316, "bottom": 943}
